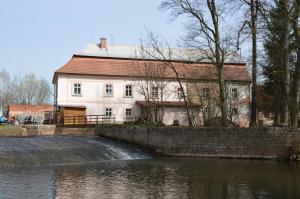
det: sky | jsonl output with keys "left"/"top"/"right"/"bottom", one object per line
{"left": 0, "top": 0, "right": 186, "bottom": 82}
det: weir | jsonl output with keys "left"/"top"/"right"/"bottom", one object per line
{"left": 0, "top": 136, "right": 152, "bottom": 168}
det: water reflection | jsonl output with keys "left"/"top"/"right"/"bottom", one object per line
{"left": 0, "top": 159, "right": 299, "bottom": 199}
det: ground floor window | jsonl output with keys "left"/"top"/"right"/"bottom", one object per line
{"left": 202, "top": 87, "right": 209, "bottom": 98}
{"left": 125, "top": 108, "right": 132, "bottom": 118}
{"left": 105, "top": 108, "right": 112, "bottom": 116}
{"left": 231, "top": 107, "right": 238, "bottom": 115}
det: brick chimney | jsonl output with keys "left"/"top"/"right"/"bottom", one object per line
{"left": 99, "top": 38, "right": 107, "bottom": 49}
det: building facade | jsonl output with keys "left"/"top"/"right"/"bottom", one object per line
{"left": 53, "top": 38, "right": 251, "bottom": 126}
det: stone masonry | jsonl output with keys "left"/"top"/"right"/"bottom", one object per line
{"left": 96, "top": 126, "right": 300, "bottom": 160}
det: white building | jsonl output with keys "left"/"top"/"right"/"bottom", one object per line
{"left": 53, "top": 38, "right": 251, "bottom": 126}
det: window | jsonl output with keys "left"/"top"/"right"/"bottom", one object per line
{"left": 151, "top": 86, "right": 159, "bottom": 98}
{"left": 125, "top": 85, "right": 133, "bottom": 97}
{"left": 105, "top": 84, "right": 113, "bottom": 96}
{"left": 105, "top": 108, "right": 112, "bottom": 116}
{"left": 176, "top": 87, "right": 183, "bottom": 99}
{"left": 125, "top": 108, "right": 132, "bottom": 118}
{"left": 204, "top": 106, "right": 210, "bottom": 113}
{"left": 203, "top": 87, "right": 209, "bottom": 98}
{"left": 73, "top": 83, "right": 81, "bottom": 96}
{"left": 231, "top": 107, "right": 238, "bottom": 115}
{"left": 231, "top": 88, "right": 238, "bottom": 99}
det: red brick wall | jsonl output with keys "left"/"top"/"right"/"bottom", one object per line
{"left": 7, "top": 104, "right": 54, "bottom": 122}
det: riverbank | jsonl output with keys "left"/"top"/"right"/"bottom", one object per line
{"left": 0, "top": 125, "right": 95, "bottom": 136}
{"left": 96, "top": 125, "right": 300, "bottom": 160}
{"left": 1, "top": 124, "right": 300, "bottom": 160}
{"left": 0, "top": 125, "right": 26, "bottom": 136}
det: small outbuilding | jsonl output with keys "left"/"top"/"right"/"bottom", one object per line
{"left": 6, "top": 104, "right": 54, "bottom": 124}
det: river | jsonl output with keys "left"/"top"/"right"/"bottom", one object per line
{"left": 0, "top": 136, "right": 299, "bottom": 198}
{"left": 1, "top": 158, "right": 300, "bottom": 198}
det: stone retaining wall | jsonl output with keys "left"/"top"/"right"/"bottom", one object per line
{"left": 22, "top": 125, "right": 96, "bottom": 136}
{"left": 96, "top": 126, "right": 300, "bottom": 160}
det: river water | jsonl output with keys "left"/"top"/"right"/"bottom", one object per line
{"left": 0, "top": 137, "right": 299, "bottom": 199}
{"left": 0, "top": 159, "right": 299, "bottom": 198}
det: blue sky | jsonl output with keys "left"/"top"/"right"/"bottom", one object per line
{"left": 0, "top": 0, "right": 185, "bottom": 81}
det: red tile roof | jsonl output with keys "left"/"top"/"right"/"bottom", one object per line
{"left": 54, "top": 55, "right": 251, "bottom": 82}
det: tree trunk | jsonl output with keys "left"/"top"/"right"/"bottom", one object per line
{"left": 281, "top": 0, "right": 290, "bottom": 126}
{"left": 290, "top": 1, "right": 300, "bottom": 128}
{"left": 209, "top": 0, "right": 228, "bottom": 126}
{"left": 217, "top": 66, "right": 228, "bottom": 126}
{"left": 290, "top": 47, "right": 300, "bottom": 128}
{"left": 250, "top": 0, "right": 258, "bottom": 127}
{"left": 168, "top": 66, "right": 193, "bottom": 126}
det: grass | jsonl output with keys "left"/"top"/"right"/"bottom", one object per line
{"left": 0, "top": 125, "right": 26, "bottom": 136}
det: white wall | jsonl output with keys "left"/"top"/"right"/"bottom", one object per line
{"left": 56, "top": 74, "right": 183, "bottom": 122}
{"left": 55, "top": 74, "right": 250, "bottom": 125}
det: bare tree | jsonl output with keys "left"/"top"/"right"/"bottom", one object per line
{"left": 23, "top": 74, "right": 38, "bottom": 104}
{"left": 139, "top": 33, "right": 195, "bottom": 126}
{"left": 0, "top": 70, "right": 13, "bottom": 107}
{"left": 161, "top": 0, "right": 240, "bottom": 126}
{"left": 35, "top": 78, "right": 52, "bottom": 104}
{"left": 236, "top": 0, "right": 260, "bottom": 126}
{"left": 0, "top": 70, "right": 52, "bottom": 108}
{"left": 136, "top": 55, "right": 170, "bottom": 125}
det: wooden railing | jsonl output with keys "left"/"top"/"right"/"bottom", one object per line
{"left": 55, "top": 115, "right": 115, "bottom": 126}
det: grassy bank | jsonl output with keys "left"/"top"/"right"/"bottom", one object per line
{"left": 0, "top": 125, "right": 26, "bottom": 136}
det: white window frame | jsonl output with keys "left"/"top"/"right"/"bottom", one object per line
{"left": 202, "top": 87, "right": 209, "bottom": 98}
{"left": 204, "top": 106, "right": 210, "bottom": 113}
{"left": 72, "top": 83, "right": 82, "bottom": 96}
{"left": 105, "top": 84, "right": 113, "bottom": 97}
{"left": 176, "top": 87, "right": 183, "bottom": 99}
{"left": 231, "top": 107, "right": 238, "bottom": 115}
{"left": 151, "top": 86, "right": 159, "bottom": 99}
{"left": 125, "top": 108, "right": 133, "bottom": 119}
{"left": 105, "top": 108, "right": 112, "bottom": 116}
{"left": 230, "top": 88, "right": 238, "bottom": 99}
{"left": 125, "top": 84, "right": 133, "bottom": 97}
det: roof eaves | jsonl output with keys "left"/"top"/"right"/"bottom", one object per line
{"left": 72, "top": 54, "right": 247, "bottom": 65}
{"left": 54, "top": 71, "right": 251, "bottom": 83}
